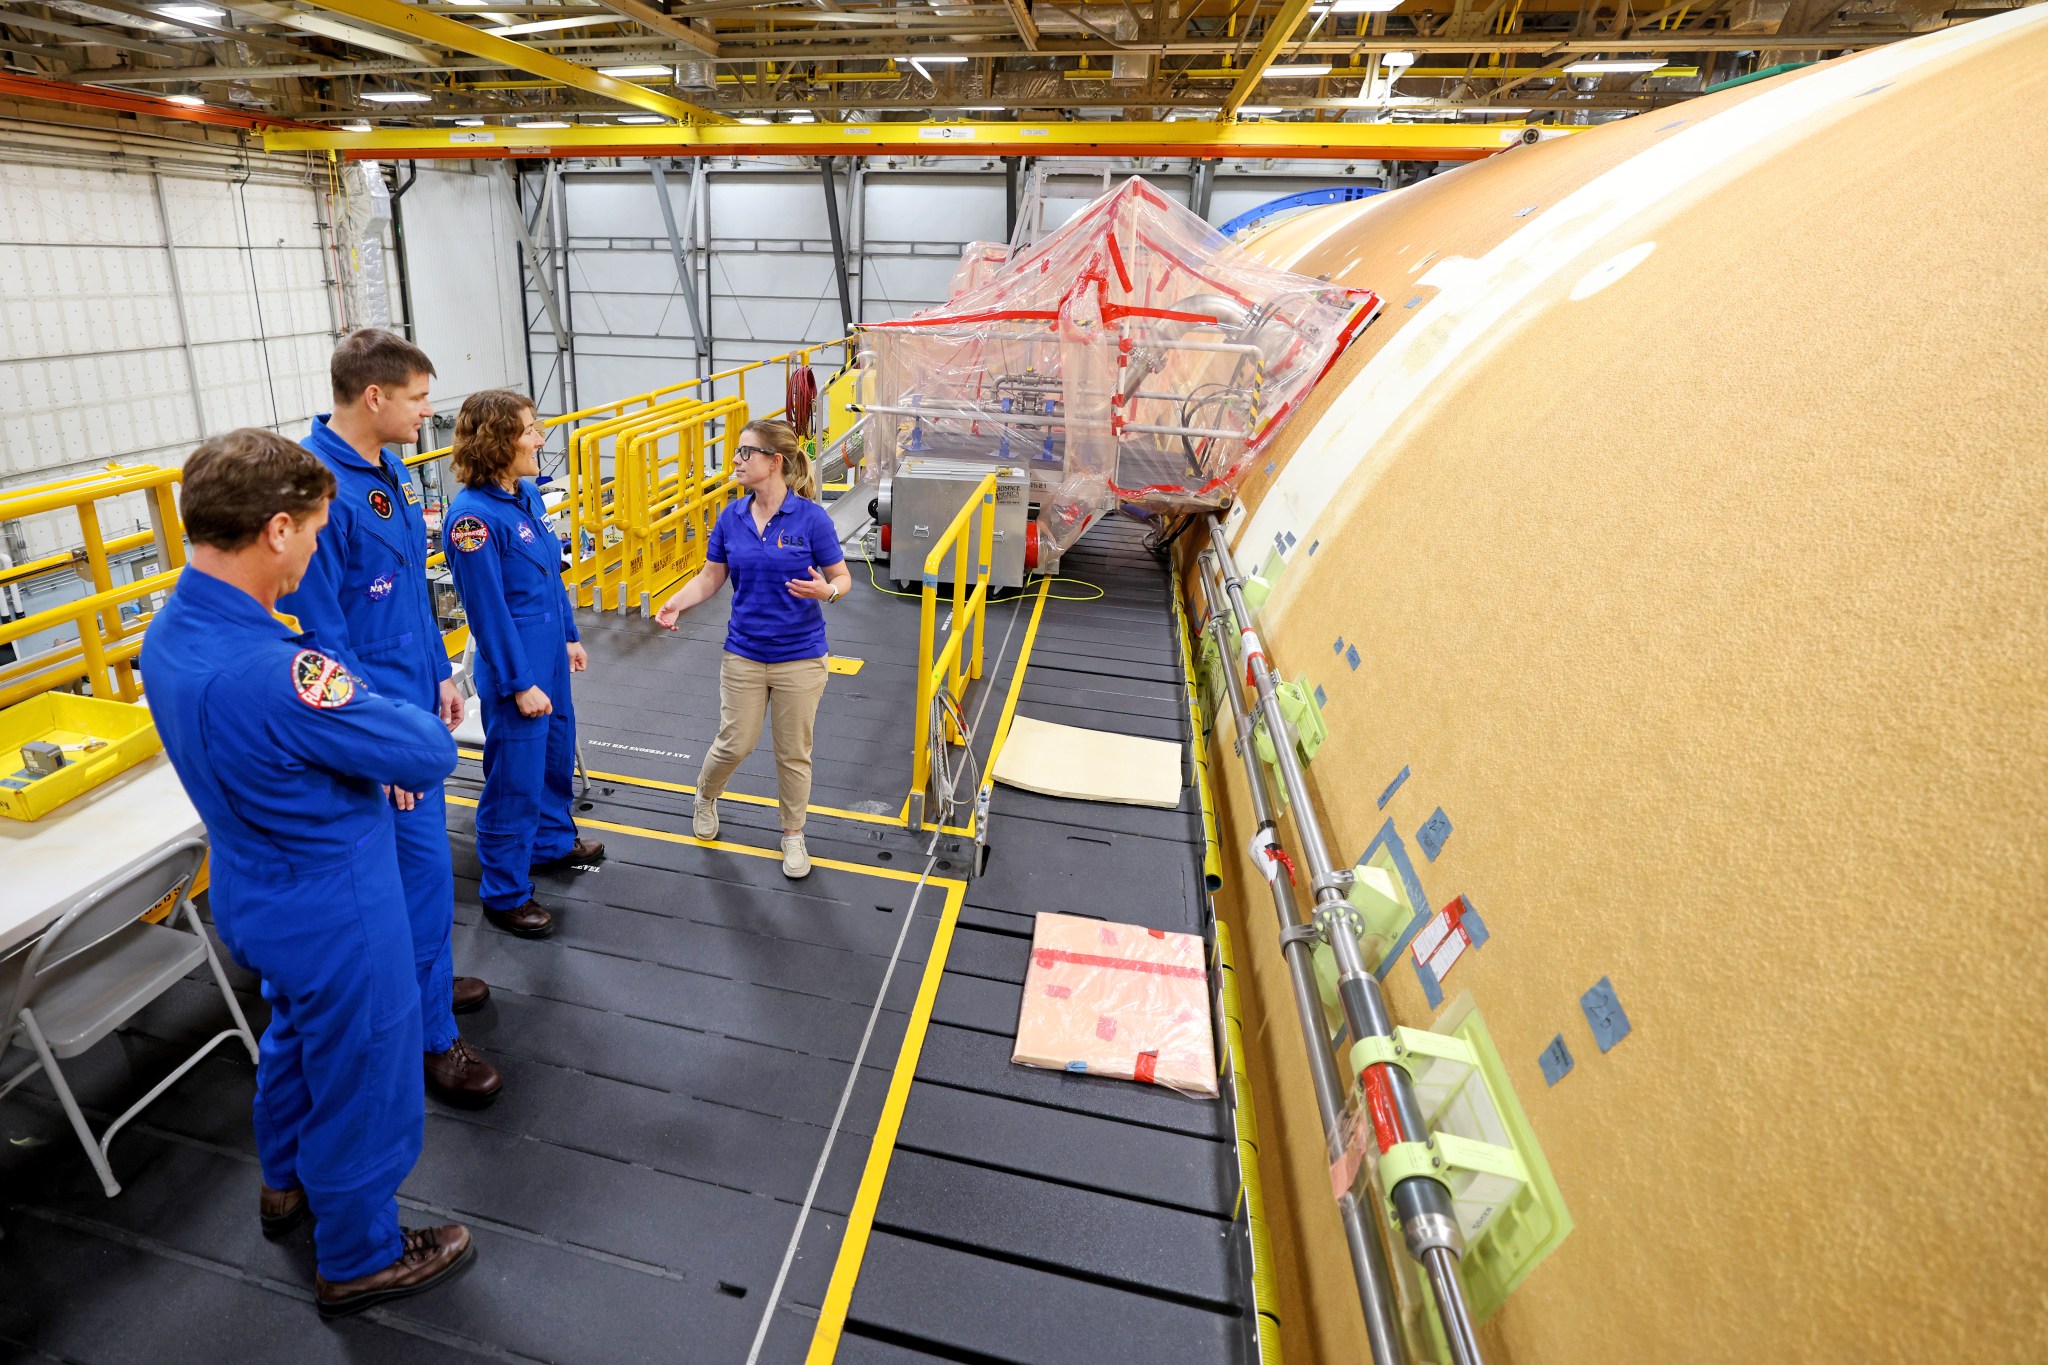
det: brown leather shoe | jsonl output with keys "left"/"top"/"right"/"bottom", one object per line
{"left": 531, "top": 838, "right": 606, "bottom": 874}
{"left": 425, "top": 1038, "right": 502, "bottom": 1108}
{"left": 260, "top": 1184, "right": 307, "bottom": 1239}
{"left": 452, "top": 976, "right": 490, "bottom": 1014}
{"left": 315, "top": 1223, "right": 475, "bottom": 1319}
{"left": 482, "top": 898, "right": 555, "bottom": 938}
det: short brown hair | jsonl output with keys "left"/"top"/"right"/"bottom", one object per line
{"left": 451, "top": 389, "right": 535, "bottom": 490}
{"left": 332, "top": 328, "right": 435, "bottom": 406}
{"left": 180, "top": 428, "right": 336, "bottom": 550}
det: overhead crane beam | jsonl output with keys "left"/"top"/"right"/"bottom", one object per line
{"left": 264, "top": 118, "right": 1564, "bottom": 160}
{"left": 1224, "top": 0, "right": 1321, "bottom": 118}
{"left": 0, "top": 69, "right": 311, "bottom": 129}
{"left": 294, "top": 0, "right": 728, "bottom": 122}
{"left": 586, "top": 0, "right": 720, "bottom": 57}
{"left": 223, "top": 0, "right": 447, "bottom": 65}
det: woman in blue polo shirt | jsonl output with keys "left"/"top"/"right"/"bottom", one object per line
{"left": 655, "top": 419, "right": 850, "bottom": 878}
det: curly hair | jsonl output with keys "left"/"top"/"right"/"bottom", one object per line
{"left": 740, "top": 419, "right": 817, "bottom": 500}
{"left": 452, "top": 389, "right": 536, "bottom": 490}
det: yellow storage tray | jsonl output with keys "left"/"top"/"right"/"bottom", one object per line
{"left": 0, "top": 693, "right": 162, "bottom": 822}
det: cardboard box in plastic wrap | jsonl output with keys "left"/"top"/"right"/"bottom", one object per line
{"left": 1011, "top": 912, "right": 1218, "bottom": 1098}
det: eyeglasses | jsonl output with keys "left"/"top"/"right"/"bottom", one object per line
{"left": 524, "top": 421, "right": 547, "bottom": 438}
{"left": 733, "top": 444, "right": 775, "bottom": 463}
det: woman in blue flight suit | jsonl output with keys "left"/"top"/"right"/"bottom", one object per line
{"left": 142, "top": 429, "right": 472, "bottom": 1316}
{"left": 444, "top": 390, "right": 602, "bottom": 934}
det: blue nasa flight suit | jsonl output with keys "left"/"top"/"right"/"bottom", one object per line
{"left": 141, "top": 567, "right": 457, "bottom": 1282}
{"left": 278, "top": 416, "right": 460, "bottom": 1053}
{"left": 441, "top": 479, "right": 581, "bottom": 913}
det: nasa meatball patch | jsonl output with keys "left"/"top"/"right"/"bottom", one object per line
{"left": 449, "top": 515, "right": 489, "bottom": 553}
{"left": 367, "top": 488, "right": 394, "bottom": 519}
{"left": 516, "top": 522, "right": 536, "bottom": 544}
{"left": 291, "top": 649, "right": 356, "bottom": 709}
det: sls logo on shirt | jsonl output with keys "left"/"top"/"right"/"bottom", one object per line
{"left": 367, "top": 489, "right": 393, "bottom": 519}
{"left": 516, "top": 523, "right": 536, "bottom": 544}
{"left": 366, "top": 573, "right": 395, "bottom": 601}
{"left": 291, "top": 649, "right": 356, "bottom": 709}
{"left": 776, "top": 531, "right": 808, "bottom": 551}
{"left": 449, "top": 515, "right": 489, "bottom": 553}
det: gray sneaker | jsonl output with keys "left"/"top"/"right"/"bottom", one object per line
{"left": 781, "top": 832, "right": 810, "bottom": 879}
{"left": 693, "top": 798, "right": 718, "bottom": 841}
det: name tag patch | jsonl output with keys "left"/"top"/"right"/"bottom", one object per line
{"left": 450, "top": 515, "right": 489, "bottom": 553}
{"left": 402, "top": 482, "right": 421, "bottom": 505}
{"left": 291, "top": 649, "right": 356, "bottom": 709}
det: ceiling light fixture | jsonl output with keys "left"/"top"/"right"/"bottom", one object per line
{"left": 1381, "top": 50, "right": 1416, "bottom": 68}
{"left": 1268, "top": 64, "right": 1333, "bottom": 77}
{"left": 1238, "top": 104, "right": 1283, "bottom": 115}
{"left": 789, "top": 112, "right": 816, "bottom": 123}
{"left": 616, "top": 113, "right": 666, "bottom": 124}
{"left": 1317, "top": 0, "right": 1404, "bottom": 11}
{"left": 517, "top": 119, "right": 571, "bottom": 129}
{"left": 598, "top": 64, "right": 670, "bottom": 79}
{"left": 165, "top": 92, "right": 206, "bottom": 106}
{"left": 363, "top": 91, "right": 431, "bottom": 104}
{"left": 157, "top": 4, "right": 225, "bottom": 20}
{"left": 914, "top": 54, "right": 970, "bottom": 62}
{"left": 1562, "top": 59, "right": 1665, "bottom": 73}
{"left": 486, "top": 15, "right": 614, "bottom": 35}
{"left": 960, "top": 105, "right": 1004, "bottom": 111}
{"left": 738, "top": 116, "right": 771, "bottom": 125}
{"left": 452, "top": 117, "right": 486, "bottom": 126}
{"left": 342, "top": 120, "right": 372, "bottom": 131}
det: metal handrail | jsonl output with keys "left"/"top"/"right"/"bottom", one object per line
{"left": 909, "top": 470, "right": 998, "bottom": 831}
{"left": 0, "top": 571, "right": 179, "bottom": 710}
{"left": 1200, "top": 516, "right": 1486, "bottom": 1365}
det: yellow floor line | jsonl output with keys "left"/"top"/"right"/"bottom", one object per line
{"left": 805, "top": 876, "right": 964, "bottom": 1364}
{"left": 447, "top": 788, "right": 966, "bottom": 1360}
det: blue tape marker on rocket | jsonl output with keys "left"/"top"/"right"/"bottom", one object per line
{"left": 1417, "top": 807, "right": 1452, "bottom": 861}
{"left": 1345, "top": 644, "right": 1361, "bottom": 670}
{"left": 1580, "top": 976, "right": 1632, "bottom": 1053}
{"left": 1538, "top": 1035, "right": 1575, "bottom": 1086}
{"left": 1377, "top": 766, "right": 1410, "bottom": 809}
{"left": 1416, "top": 959, "right": 1444, "bottom": 1009}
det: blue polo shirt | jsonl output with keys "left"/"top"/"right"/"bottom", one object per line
{"left": 707, "top": 492, "right": 844, "bottom": 664}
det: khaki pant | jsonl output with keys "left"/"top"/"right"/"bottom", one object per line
{"left": 696, "top": 651, "right": 830, "bottom": 831}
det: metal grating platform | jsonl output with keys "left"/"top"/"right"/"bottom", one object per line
{"left": 0, "top": 517, "right": 1256, "bottom": 1365}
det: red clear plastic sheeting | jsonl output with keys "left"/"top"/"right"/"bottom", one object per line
{"left": 856, "top": 177, "right": 1382, "bottom": 553}
{"left": 1012, "top": 912, "right": 1219, "bottom": 1098}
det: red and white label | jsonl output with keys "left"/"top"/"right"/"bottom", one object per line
{"left": 1411, "top": 896, "right": 1472, "bottom": 982}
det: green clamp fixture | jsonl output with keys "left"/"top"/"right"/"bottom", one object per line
{"left": 1350, "top": 1009, "right": 1574, "bottom": 1324}
{"left": 1197, "top": 630, "right": 1227, "bottom": 715}
{"left": 1345, "top": 858, "right": 1410, "bottom": 946}
{"left": 1251, "top": 677, "right": 1327, "bottom": 767}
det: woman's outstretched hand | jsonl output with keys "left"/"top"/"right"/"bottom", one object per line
{"left": 786, "top": 566, "right": 834, "bottom": 600}
{"left": 655, "top": 597, "right": 685, "bottom": 630}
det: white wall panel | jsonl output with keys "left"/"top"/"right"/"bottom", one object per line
{"left": 404, "top": 165, "right": 527, "bottom": 404}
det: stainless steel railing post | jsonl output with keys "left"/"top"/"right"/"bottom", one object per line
{"left": 1203, "top": 517, "right": 1485, "bottom": 1365}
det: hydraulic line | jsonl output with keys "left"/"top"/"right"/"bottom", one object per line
{"left": 1203, "top": 516, "right": 1486, "bottom": 1365}
{"left": 1195, "top": 553, "right": 1407, "bottom": 1365}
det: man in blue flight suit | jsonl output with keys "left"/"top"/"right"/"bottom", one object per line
{"left": 142, "top": 428, "right": 474, "bottom": 1316}
{"left": 279, "top": 329, "right": 503, "bottom": 1107}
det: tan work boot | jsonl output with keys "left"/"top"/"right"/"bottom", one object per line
{"left": 315, "top": 1223, "right": 475, "bottom": 1319}
{"left": 781, "top": 832, "right": 811, "bottom": 879}
{"left": 693, "top": 798, "right": 719, "bottom": 841}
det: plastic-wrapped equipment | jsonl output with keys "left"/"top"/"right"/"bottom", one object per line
{"left": 857, "top": 177, "right": 1381, "bottom": 553}
{"left": 1012, "top": 911, "right": 1218, "bottom": 1098}
{"left": 948, "top": 241, "right": 1012, "bottom": 301}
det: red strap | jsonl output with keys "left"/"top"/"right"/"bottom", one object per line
{"left": 1031, "top": 947, "right": 1204, "bottom": 980}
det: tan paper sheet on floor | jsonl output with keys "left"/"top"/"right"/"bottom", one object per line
{"left": 990, "top": 714, "right": 1183, "bottom": 808}
{"left": 1012, "top": 912, "right": 1218, "bottom": 1098}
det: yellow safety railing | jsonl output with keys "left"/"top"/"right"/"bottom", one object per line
{"left": 0, "top": 465, "right": 185, "bottom": 711}
{"left": 909, "top": 470, "right": 998, "bottom": 831}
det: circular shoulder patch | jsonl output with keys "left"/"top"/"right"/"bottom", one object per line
{"left": 449, "top": 514, "right": 489, "bottom": 553}
{"left": 367, "top": 488, "right": 393, "bottom": 519}
{"left": 291, "top": 649, "right": 356, "bottom": 709}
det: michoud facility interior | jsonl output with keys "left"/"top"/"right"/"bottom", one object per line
{"left": 0, "top": 1, "right": 2043, "bottom": 1361}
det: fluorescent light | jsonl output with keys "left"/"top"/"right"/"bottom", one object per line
{"left": 1462, "top": 106, "right": 1531, "bottom": 114}
{"left": 342, "top": 120, "right": 372, "bottom": 131}
{"left": 738, "top": 116, "right": 771, "bottom": 125}
{"left": 789, "top": 112, "right": 816, "bottom": 123}
{"left": 1319, "top": 0, "right": 1403, "bottom": 10}
{"left": 1563, "top": 59, "right": 1665, "bottom": 73}
{"left": 915, "top": 55, "right": 969, "bottom": 62}
{"left": 599, "top": 64, "right": 670, "bottom": 78}
{"left": 1268, "top": 63, "right": 1333, "bottom": 77}
{"left": 516, "top": 120, "right": 571, "bottom": 129}
{"left": 157, "top": 4, "right": 225, "bottom": 19}
{"left": 487, "top": 14, "right": 614, "bottom": 35}
{"left": 960, "top": 105, "right": 1004, "bottom": 111}
{"left": 1238, "top": 104, "right": 1283, "bottom": 115}
{"left": 615, "top": 113, "right": 666, "bottom": 124}
{"left": 452, "top": 117, "right": 486, "bottom": 126}
{"left": 164, "top": 92, "right": 206, "bottom": 106}
{"left": 1381, "top": 50, "right": 1416, "bottom": 68}
{"left": 363, "top": 91, "right": 431, "bottom": 104}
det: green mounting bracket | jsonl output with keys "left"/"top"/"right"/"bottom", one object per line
{"left": 1240, "top": 571, "right": 1274, "bottom": 618}
{"left": 1197, "top": 630, "right": 1226, "bottom": 717}
{"left": 1378, "top": 1139, "right": 1446, "bottom": 1192}
{"left": 1252, "top": 678, "right": 1326, "bottom": 767}
{"left": 1346, "top": 859, "right": 1410, "bottom": 946}
{"left": 1360, "top": 1005, "right": 1574, "bottom": 1326}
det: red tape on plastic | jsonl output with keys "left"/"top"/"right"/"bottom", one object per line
{"left": 1030, "top": 948, "right": 1205, "bottom": 980}
{"left": 1134, "top": 1050, "right": 1159, "bottom": 1085}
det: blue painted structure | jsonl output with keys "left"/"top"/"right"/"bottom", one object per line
{"left": 1218, "top": 185, "right": 1385, "bottom": 240}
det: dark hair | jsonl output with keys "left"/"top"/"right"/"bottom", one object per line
{"left": 331, "top": 327, "right": 435, "bottom": 406}
{"left": 741, "top": 419, "right": 816, "bottom": 500}
{"left": 180, "top": 428, "right": 336, "bottom": 551}
{"left": 451, "top": 389, "right": 536, "bottom": 490}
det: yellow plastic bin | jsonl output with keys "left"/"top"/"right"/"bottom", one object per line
{"left": 0, "top": 694, "right": 162, "bottom": 822}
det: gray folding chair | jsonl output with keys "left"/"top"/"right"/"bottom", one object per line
{"left": 0, "top": 836, "right": 259, "bottom": 1197}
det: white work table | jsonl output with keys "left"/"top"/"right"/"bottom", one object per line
{"left": 0, "top": 754, "right": 204, "bottom": 956}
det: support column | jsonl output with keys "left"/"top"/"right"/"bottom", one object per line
{"left": 651, "top": 162, "right": 710, "bottom": 371}
{"left": 819, "top": 156, "right": 855, "bottom": 339}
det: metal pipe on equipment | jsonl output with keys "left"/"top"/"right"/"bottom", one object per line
{"left": 1204, "top": 515, "right": 1487, "bottom": 1365}
{"left": 1196, "top": 551, "right": 1408, "bottom": 1365}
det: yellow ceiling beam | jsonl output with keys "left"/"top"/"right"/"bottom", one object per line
{"left": 295, "top": 0, "right": 727, "bottom": 122}
{"left": 265, "top": 118, "right": 1571, "bottom": 160}
{"left": 1224, "top": 0, "right": 1318, "bottom": 118}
